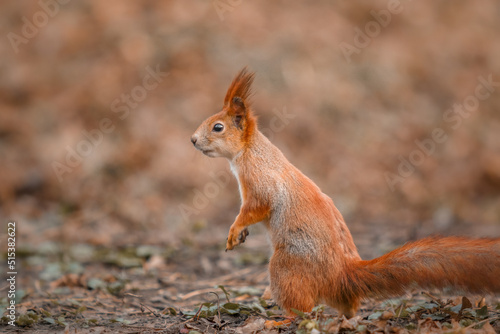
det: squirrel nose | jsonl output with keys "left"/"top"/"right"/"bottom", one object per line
{"left": 191, "top": 136, "right": 197, "bottom": 146}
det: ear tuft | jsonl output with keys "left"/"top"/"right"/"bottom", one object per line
{"left": 224, "top": 67, "right": 255, "bottom": 110}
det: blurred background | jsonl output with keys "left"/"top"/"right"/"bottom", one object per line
{"left": 1, "top": 0, "right": 500, "bottom": 263}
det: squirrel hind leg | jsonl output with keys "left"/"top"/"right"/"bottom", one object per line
{"left": 272, "top": 281, "right": 315, "bottom": 315}
{"left": 269, "top": 258, "right": 316, "bottom": 315}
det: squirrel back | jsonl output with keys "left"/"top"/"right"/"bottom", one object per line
{"left": 191, "top": 67, "right": 500, "bottom": 318}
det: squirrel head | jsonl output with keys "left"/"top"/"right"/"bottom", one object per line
{"left": 191, "top": 67, "right": 257, "bottom": 159}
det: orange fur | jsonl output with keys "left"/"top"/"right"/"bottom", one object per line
{"left": 224, "top": 66, "right": 255, "bottom": 107}
{"left": 191, "top": 68, "right": 500, "bottom": 318}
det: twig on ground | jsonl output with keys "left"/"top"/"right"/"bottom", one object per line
{"left": 422, "top": 292, "right": 444, "bottom": 306}
{"left": 464, "top": 317, "right": 500, "bottom": 330}
{"left": 141, "top": 303, "right": 161, "bottom": 317}
{"left": 125, "top": 293, "right": 143, "bottom": 298}
{"left": 179, "top": 288, "right": 216, "bottom": 300}
{"left": 209, "top": 291, "right": 222, "bottom": 328}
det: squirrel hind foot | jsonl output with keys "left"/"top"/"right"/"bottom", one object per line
{"left": 329, "top": 299, "right": 360, "bottom": 319}
{"left": 340, "top": 305, "right": 359, "bottom": 319}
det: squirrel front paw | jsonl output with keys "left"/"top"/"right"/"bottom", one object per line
{"left": 226, "top": 226, "right": 249, "bottom": 251}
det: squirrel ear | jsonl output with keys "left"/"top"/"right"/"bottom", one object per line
{"left": 224, "top": 67, "right": 255, "bottom": 129}
{"left": 230, "top": 96, "right": 246, "bottom": 128}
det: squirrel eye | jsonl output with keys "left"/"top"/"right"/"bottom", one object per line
{"left": 212, "top": 123, "right": 224, "bottom": 132}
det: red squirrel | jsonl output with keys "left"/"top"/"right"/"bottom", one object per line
{"left": 191, "top": 67, "right": 500, "bottom": 318}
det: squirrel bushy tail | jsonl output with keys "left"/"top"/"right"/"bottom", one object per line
{"left": 345, "top": 236, "right": 500, "bottom": 303}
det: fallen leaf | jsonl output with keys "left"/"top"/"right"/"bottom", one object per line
{"left": 143, "top": 254, "right": 165, "bottom": 271}
{"left": 235, "top": 317, "right": 265, "bottom": 334}
{"left": 418, "top": 318, "right": 440, "bottom": 330}
{"left": 234, "top": 294, "right": 252, "bottom": 302}
{"left": 462, "top": 296, "right": 473, "bottom": 311}
{"left": 368, "top": 311, "right": 384, "bottom": 320}
{"left": 339, "top": 316, "right": 356, "bottom": 331}
{"left": 380, "top": 310, "right": 395, "bottom": 320}
{"left": 481, "top": 321, "right": 497, "bottom": 334}
{"left": 50, "top": 274, "right": 86, "bottom": 288}
{"left": 476, "top": 305, "right": 489, "bottom": 318}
